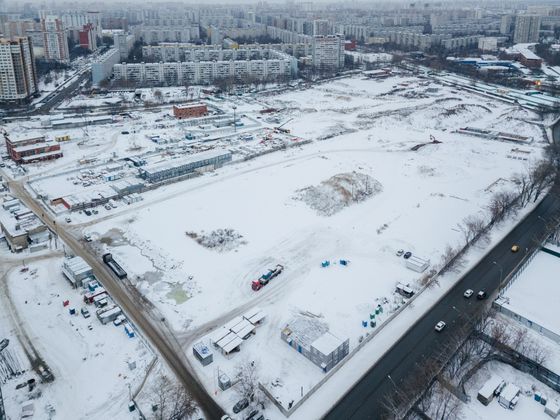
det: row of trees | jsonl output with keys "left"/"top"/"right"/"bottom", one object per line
{"left": 383, "top": 310, "right": 549, "bottom": 419}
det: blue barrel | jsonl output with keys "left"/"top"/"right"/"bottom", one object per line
{"left": 362, "top": 320, "right": 367, "bottom": 327}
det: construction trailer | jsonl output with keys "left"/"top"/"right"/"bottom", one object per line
{"left": 498, "top": 383, "right": 520, "bottom": 410}
{"left": 477, "top": 376, "right": 505, "bottom": 405}
{"left": 193, "top": 342, "right": 213, "bottom": 366}
{"left": 405, "top": 255, "right": 430, "bottom": 273}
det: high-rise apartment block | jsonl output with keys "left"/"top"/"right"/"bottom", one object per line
{"left": 0, "top": 37, "right": 37, "bottom": 103}
{"left": 513, "top": 15, "right": 541, "bottom": 43}
{"left": 41, "top": 16, "right": 69, "bottom": 63}
{"left": 311, "top": 34, "right": 345, "bottom": 71}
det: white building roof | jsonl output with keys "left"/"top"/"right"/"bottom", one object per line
{"left": 311, "top": 332, "right": 346, "bottom": 356}
{"left": 500, "top": 383, "right": 520, "bottom": 402}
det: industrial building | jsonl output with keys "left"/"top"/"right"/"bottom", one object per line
{"left": 138, "top": 150, "right": 232, "bottom": 183}
{"left": 281, "top": 317, "right": 349, "bottom": 373}
{"left": 4, "top": 133, "right": 63, "bottom": 164}
{"left": 173, "top": 103, "right": 208, "bottom": 119}
{"left": 62, "top": 256, "right": 94, "bottom": 288}
{"left": 0, "top": 195, "right": 48, "bottom": 252}
{"left": 112, "top": 49, "right": 297, "bottom": 86}
{"left": 0, "top": 37, "right": 38, "bottom": 103}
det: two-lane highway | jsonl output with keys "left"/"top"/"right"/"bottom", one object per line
{"left": 326, "top": 187, "right": 560, "bottom": 419}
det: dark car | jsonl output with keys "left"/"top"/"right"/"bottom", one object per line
{"left": 477, "top": 290, "right": 487, "bottom": 300}
{"left": 403, "top": 251, "right": 412, "bottom": 259}
{"left": 233, "top": 398, "right": 249, "bottom": 414}
{"left": 121, "top": 130, "right": 129, "bottom": 134}
{"left": 245, "top": 409, "right": 260, "bottom": 420}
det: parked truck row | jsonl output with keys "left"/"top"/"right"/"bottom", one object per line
{"left": 251, "top": 264, "right": 284, "bottom": 291}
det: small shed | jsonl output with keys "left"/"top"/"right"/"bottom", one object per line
{"left": 498, "top": 383, "right": 520, "bottom": 409}
{"left": 193, "top": 342, "right": 213, "bottom": 366}
{"left": 406, "top": 256, "right": 430, "bottom": 273}
{"left": 218, "top": 373, "right": 231, "bottom": 391}
{"left": 477, "top": 376, "right": 505, "bottom": 405}
{"left": 215, "top": 332, "right": 243, "bottom": 355}
{"left": 546, "top": 401, "right": 560, "bottom": 418}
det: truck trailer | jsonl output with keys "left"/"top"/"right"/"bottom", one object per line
{"left": 102, "top": 253, "right": 127, "bottom": 279}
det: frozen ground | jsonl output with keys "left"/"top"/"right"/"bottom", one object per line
{"left": 463, "top": 361, "right": 560, "bottom": 420}
{"left": 0, "top": 257, "right": 152, "bottom": 419}
{"left": 3, "top": 73, "right": 551, "bottom": 418}
{"left": 70, "top": 75, "right": 548, "bottom": 416}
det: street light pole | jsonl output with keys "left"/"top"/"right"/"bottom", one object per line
{"left": 232, "top": 105, "right": 237, "bottom": 133}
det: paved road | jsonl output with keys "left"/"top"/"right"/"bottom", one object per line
{"left": 325, "top": 187, "right": 560, "bottom": 419}
{"left": 6, "top": 181, "right": 225, "bottom": 419}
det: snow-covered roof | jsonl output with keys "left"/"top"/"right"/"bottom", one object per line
{"left": 495, "top": 250, "right": 560, "bottom": 337}
{"left": 478, "top": 375, "right": 503, "bottom": 398}
{"left": 141, "top": 149, "right": 231, "bottom": 176}
{"left": 311, "top": 332, "right": 346, "bottom": 356}
{"left": 500, "top": 383, "right": 520, "bottom": 402}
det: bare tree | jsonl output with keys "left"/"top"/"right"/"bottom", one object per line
{"left": 457, "top": 215, "right": 487, "bottom": 246}
{"left": 234, "top": 359, "right": 261, "bottom": 403}
{"left": 153, "top": 89, "right": 163, "bottom": 103}
{"left": 150, "top": 375, "right": 198, "bottom": 420}
{"left": 487, "top": 190, "right": 517, "bottom": 223}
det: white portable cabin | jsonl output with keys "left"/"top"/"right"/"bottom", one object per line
{"left": 477, "top": 376, "right": 505, "bottom": 405}
{"left": 406, "top": 256, "right": 430, "bottom": 273}
{"left": 546, "top": 401, "right": 560, "bottom": 418}
{"left": 498, "top": 383, "right": 520, "bottom": 409}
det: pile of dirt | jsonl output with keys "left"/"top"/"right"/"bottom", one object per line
{"left": 186, "top": 229, "right": 247, "bottom": 252}
{"left": 295, "top": 172, "right": 383, "bottom": 216}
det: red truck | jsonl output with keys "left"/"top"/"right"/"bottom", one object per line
{"left": 83, "top": 288, "right": 107, "bottom": 304}
{"left": 251, "top": 265, "right": 284, "bottom": 291}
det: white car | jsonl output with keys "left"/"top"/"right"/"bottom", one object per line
{"left": 435, "top": 321, "right": 446, "bottom": 332}
{"left": 463, "top": 289, "right": 474, "bottom": 298}
{"left": 396, "top": 249, "right": 404, "bottom": 257}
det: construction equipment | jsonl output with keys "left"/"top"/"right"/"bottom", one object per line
{"left": 251, "top": 265, "right": 284, "bottom": 291}
{"left": 274, "top": 118, "right": 293, "bottom": 134}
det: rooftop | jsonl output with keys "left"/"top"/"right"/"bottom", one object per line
{"left": 495, "top": 249, "right": 560, "bottom": 336}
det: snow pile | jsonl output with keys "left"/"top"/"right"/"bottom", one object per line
{"left": 295, "top": 172, "right": 382, "bottom": 216}
{"left": 186, "top": 228, "right": 247, "bottom": 252}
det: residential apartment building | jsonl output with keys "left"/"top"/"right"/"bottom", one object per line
{"left": 312, "top": 34, "right": 345, "bottom": 70}
{"left": 136, "top": 26, "right": 199, "bottom": 44}
{"left": 0, "top": 37, "right": 37, "bottom": 103}
{"left": 41, "top": 16, "right": 69, "bottom": 63}
{"left": 514, "top": 15, "right": 541, "bottom": 43}
{"left": 113, "top": 49, "right": 297, "bottom": 86}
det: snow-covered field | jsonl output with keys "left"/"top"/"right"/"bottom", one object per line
{"left": 63, "top": 75, "right": 547, "bottom": 415}
{"left": 2, "top": 73, "right": 552, "bottom": 418}
{"left": 0, "top": 257, "right": 153, "bottom": 419}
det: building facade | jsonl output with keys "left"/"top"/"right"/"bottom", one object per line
{"left": 113, "top": 49, "right": 297, "bottom": 86}
{"left": 173, "top": 103, "right": 208, "bottom": 119}
{"left": 4, "top": 134, "right": 62, "bottom": 163}
{"left": 41, "top": 16, "right": 69, "bottom": 63}
{"left": 312, "top": 34, "right": 345, "bottom": 70}
{"left": 514, "top": 15, "right": 541, "bottom": 43}
{"left": 0, "top": 37, "right": 37, "bottom": 103}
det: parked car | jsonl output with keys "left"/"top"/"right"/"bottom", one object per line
{"left": 463, "top": 289, "right": 474, "bottom": 298}
{"left": 83, "top": 234, "right": 92, "bottom": 242}
{"left": 65, "top": 217, "right": 71, "bottom": 223}
{"left": 477, "top": 290, "right": 487, "bottom": 300}
{"left": 396, "top": 249, "right": 404, "bottom": 257}
{"left": 511, "top": 245, "right": 520, "bottom": 252}
{"left": 244, "top": 409, "right": 260, "bottom": 420}
{"left": 104, "top": 204, "right": 111, "bottom": 210}
{"left": 113, "top": 315, "right": 126, "bottom": 326}
{"left": 121, "top": 131, "right": 129, "bottom": 134}
{"left": 403, "top": 251, "right": 412, "bottom": 259}
{"left": 435, "top": 321, "right": 446, "bottom": 332}
{"left": 80, "top": 307, "right": 90, "bottom": 318}
{"left": 233, "top": 398, "right": 249, "bottom": 414}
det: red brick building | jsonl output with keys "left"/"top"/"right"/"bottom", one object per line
{"left": 5, "top": 134, "right": 63, "bottom": 164}
{"left": 173, "top": 103, "right": 208, "bottom": 119}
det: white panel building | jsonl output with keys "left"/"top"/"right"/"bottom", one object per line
{"left": 312, "top": 34, "right": 345, "bottom": 70}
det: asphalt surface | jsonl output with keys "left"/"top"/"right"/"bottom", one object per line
{"left": 325, "top": 186, "right": 560, "bottom": 420}
{"left": 6, "top": 181, "right": 225, "bottom": 420}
